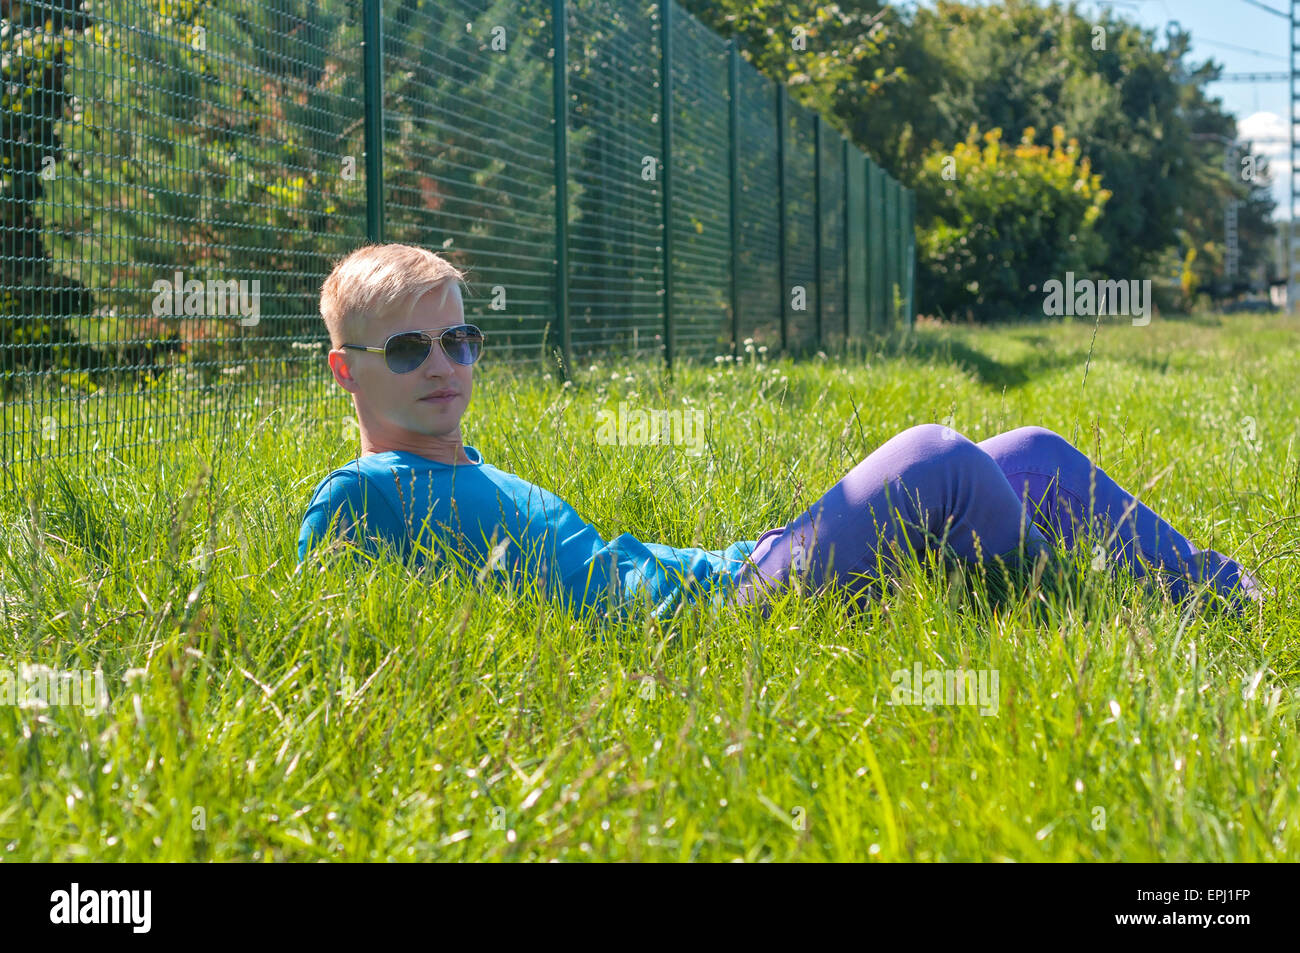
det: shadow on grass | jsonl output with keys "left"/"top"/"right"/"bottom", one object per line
{"left": 887, "top": 319, "right": 1219, "bottom": 389}
{"left": 894, "top": 333, "right": 1093, "bottom": 390}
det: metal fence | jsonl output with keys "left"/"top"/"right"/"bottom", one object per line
{"left": 1, "top": 0, "right": 916, "bottom": 464}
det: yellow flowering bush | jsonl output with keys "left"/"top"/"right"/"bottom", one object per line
{"left": 916, "top": 125, "right": 1112, "bottom": 321}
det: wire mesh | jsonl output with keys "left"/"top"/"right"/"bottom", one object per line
{"left": 884, "top": 171, "right": 899, "bottom": 326}
{"left": 1, "top": 0, "right": 368, "bottom": 468}
{"left": 867, "top": 158, "right": 886, "bottom": 332}
{"left": 903, "top": 188, "right": 916, "bottom": 327}
{"left": 781, "top": 95, "right": 816, "bottom": 357}
{"left": 0, "top": 0, "right": 915, "bottom": 463}
{"left": 733, "top": 56, "right": 781, "bottom": 352}
{"left": 667, "top": 0, "right": 730, "bottom": 360}
{"left": 566, "top": 0, "right": 664, "bottom": 362}
{"left": 818, "top": 125, "right": 845, "bottom": 352}
{"left": 381, "top": 0, "right": 558, "bottom": 365}
{"left": 845, "top": 146, "right": 868, "bottom": 340}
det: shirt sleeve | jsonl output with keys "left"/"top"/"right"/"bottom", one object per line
{"left": 296, "top": 468, "right": 407, "bottom": 563}
{"left": 553, "top": 534, "right": 760, "bottom": 625}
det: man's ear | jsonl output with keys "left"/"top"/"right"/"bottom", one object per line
{"left": 328, "top": 349, "right": 360, "bottom": 394}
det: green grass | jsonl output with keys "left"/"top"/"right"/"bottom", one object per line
{"left": 2, "top": 310, "right": 1298, "bottom": 861}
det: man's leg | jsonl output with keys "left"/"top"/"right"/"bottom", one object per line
{"left": 976, "top": 426, "right": 1264, "bottom": 608}
{"left": 727, "top": 424, "right": 1052, "bottom": 614}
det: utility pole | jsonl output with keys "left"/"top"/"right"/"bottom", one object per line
{"left": 1291, "top": 2, "right": 1299, "bottom": 310}
{"left": 1225, "top": 144, "right": 1240, "bottom": 286}
{"left": 1208, "top": 0, "right": 1293, "bottom": 306}
{"left": 1192, "top": 133, "right": 1241, "bottom": 294}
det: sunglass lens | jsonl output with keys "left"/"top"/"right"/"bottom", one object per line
{"left": 386, "top": 332, "right": 433, "bottom": 374}
{"left": 442, "top": 326, "right": 483, "bottom": 365}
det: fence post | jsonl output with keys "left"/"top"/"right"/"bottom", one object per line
{"left": 728, "top": 41, "right": 741, "bottom": 358}
{"left": 551, "top": 0, "right": 571, "bottom": 379}
{"left": 842, "top": 136, "right": 850, "bottom": 343}
{"left": 776, "top": 86, "right": 788, "bottom": 353}
{"left": 905, "top": 189, "right": 916, "bottom": 328}
{"left": 876, "top": 166, "right": 888, "bottom": 330}
{"left": 813, "top": 113, "right": 823, "bottom": 352}
{"left": 883, "top": 174, "right": 894, "bottom": 327}
{"left": 866, "top": 154, "right": 874, "bottom": 332}
{"left": 895, "top": 184, "right": 904, "bottom": 326}
{"left": 865, "top": 158, "right": 873, "bottom": 332}
{"left": 362, "top": 0, "right": 384, "bottom": 242}
{"left": 659, "top": 0, "right": 675, "bottom": 373}
{"left": 895, "top": 180, "right": 906, "bottom": 328}
{"left": 866, "top": 158, "right": 881, "bottom": 332}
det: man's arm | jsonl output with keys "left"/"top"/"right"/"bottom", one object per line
{"left": 296, "top": 468, "right": 405, "bottom": 564}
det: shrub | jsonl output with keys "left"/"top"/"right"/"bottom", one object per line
{"left": 915, "top": 125, "right": 1111, "bottom": 321}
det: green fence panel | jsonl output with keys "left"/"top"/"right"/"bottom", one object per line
{"left": 781, "top": 97, "right": 816, "bottom": 356}
{"left": 566, "top": 0, "right": 663, "bottom": 361}
{"left": 817, "top": 124, "right": 846, "bottom": 352}
{"left": 667, "top": 0, "right": 731, "bottom": 360}
{"left": 883, "top": 174, "right": 894, "bottom": 327}
{"left": 867, "top": 159, "right": 885, "bottom": 332}
{"left": 382, "top": 1, "right": 558, "bottom": 366}
{"left": 1, "top": 0, "right": 368, "bottom": 467}
{"left": 733, "top": 59, "right": 781, "bottom": 352}
{"left": 903, "top": 189, "right": 916, "bottom": 326}
{"left": 899, "top": 174, "right": 909, "bottom": 327}
{"left": 844, "top": 147, "right": 868, "bottom": 340}
{"left": 0, "top": 0, "right": 916, "bottom": 462}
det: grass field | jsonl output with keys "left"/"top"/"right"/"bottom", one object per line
{"left": 3, "top": 311, "right": 1298, "bottom": 861}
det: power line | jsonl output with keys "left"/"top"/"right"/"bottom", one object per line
{"left": 1236, "top": 0, "right": 1289, "bottom": 18}
{"left": 1196, "top": 37, "right": 1289, "bottom": 63}
{"left": 1217, "top": 71, "right": 1290, "bottom": 82}
{"left": 1289, "top": 0, "right": 1298, "bottom": 310}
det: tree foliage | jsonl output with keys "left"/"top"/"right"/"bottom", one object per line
{"left": 681, "top": 0, "right": 1276, "bottom": 319}
{"left": 916, "top": 125, "right": 1111, "bottom": 322}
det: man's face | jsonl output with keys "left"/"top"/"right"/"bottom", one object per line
{"left": 328, "top": 283, "right": 473, "bottom": 447}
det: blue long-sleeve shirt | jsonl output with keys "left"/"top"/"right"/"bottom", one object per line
{"left": 296, "top": 446, "right": 759, "bottom": 623}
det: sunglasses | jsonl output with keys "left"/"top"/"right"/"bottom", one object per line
{"left": 342, "top": 324, "right": 485, "bottom": 373}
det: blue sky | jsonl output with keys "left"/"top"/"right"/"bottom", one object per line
{"left": 910, "top": 0, "right": 1296, "bottom": 218}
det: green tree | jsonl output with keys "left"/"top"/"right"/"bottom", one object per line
{"left": 680, "top": 0, "right": 1274, "bottom": 314}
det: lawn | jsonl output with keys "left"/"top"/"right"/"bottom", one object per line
{"left": 2, "top": 310, "right": 1298, "bottom": 861}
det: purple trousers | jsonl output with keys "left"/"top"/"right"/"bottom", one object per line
{"left": 728, "top": 424, "right": 1263, "bottom": 613}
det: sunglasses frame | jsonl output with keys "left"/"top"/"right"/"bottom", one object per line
{"left": 341, "top": 323, "right": 485, "bottom": 373}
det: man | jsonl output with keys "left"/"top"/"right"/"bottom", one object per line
{"left": 299, "top": 244, "right": 1264, "bottom": 625}
{"left": 296, "top": 243, "right": 759, "bottom": 623}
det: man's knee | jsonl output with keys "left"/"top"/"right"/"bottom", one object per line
{"left": 1009, "top": 424, "right": 1067, "bottom": 447}
{"left": 892, "top": 422, "right": 975, "bottom": 450}
{"left": 1004, "top": 426, "right": 1088, "bottom": 470}
{"left": 881, "top": 423, "right": 986, "bottom": 477}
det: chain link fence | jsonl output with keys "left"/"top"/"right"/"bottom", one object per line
{"left": 1, "top": 0, "right": 916, "bottom": 466}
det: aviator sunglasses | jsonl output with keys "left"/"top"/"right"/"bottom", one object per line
{"left": 342, "top": 324, "right": 485, "bottom": 373}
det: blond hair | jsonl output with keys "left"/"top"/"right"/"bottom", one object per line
{"left": 319, "top": 243, "right": 469, "bottom": 348}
